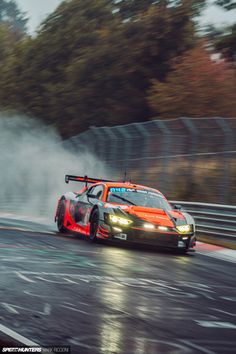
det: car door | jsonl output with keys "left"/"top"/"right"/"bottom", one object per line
{"left": 74, "top": 184, "right": 104, "bottom": 225}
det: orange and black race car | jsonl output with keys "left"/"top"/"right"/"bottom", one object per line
{"left": 55, "top": 175, "right": 196, "bottom": 252}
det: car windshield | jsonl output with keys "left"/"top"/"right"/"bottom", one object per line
{"left": 107, "top": 187, "right": 172, "bottom": 210}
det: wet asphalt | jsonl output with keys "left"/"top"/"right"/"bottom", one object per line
{"left": 0, "top": 217, "right": 236, "bottom": 354}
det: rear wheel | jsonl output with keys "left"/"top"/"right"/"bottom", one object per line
{"left": 89, "top": 210, "right": 99, "bottom": 242}
{"left": 57, "top": 200, "right": 67, "bottom": 233}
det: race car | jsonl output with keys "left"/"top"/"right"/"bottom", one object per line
{"left": 55, "top": 175, "right": 196, "bottom": 252}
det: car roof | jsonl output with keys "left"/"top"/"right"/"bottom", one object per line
{"left": 96, "top": 182, "right": 163, "bottom": 195}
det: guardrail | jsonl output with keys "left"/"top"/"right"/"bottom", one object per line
{"left": 171, "top": 201, "right": 236, "bottom": 241}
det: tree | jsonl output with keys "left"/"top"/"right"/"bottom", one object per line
{"left": 148, "top": 44, "right": 236, "bottom": 118}
{"left": 0, "top": 23, "right": 19, "bottom": 62}
{"left": 0, "top": 0, "right": 207, "bottom": 137}
{"left": 215, "top": 0, "right": 236, "bottom": 11}
{"left": 0, "top": 1, "right": 28, "bottom": 111}
{"left": 215, "top": 24, "right": 236, "bottom": 63}
{"left": 113, "top": 0, "right": 206, "bottom": 20}
{"left": 112, "top": 0, "right": 156, "bottom": 20}
{"left": 0, "top": 0, "right": 27, "bottom": 33}
{"left": 204, "top": 0, "right": 236, "bottom": 64}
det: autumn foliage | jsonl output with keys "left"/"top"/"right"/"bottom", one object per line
{"left": 148, "top": 45, "right": 236, "bottom": 118}
{"left": 0, "top": 0, "right": 235, "bottom": 136}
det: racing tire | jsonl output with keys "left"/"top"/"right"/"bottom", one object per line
{"left": 89, "top": 209, "right": 99, "bottom": 242}
{"left": 57, "top": 199, "right": 67, "bottom": 233}
{"left": 176, "top": 248, "right": 188, "bottom": 255}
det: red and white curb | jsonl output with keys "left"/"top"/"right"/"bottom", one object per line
{"left": 196, "top": 242, "right": 236, "bottom": 264}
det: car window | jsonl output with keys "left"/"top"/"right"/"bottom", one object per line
{"left": 76, "top": 189, "right": 89, "bottom": 202}
{"left": 88, "top": 185, "right": 104, "bottom": 200}
{"left": 107, "top": 187, "right": 172, "bottom": 210}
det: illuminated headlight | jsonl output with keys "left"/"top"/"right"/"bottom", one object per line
{"left": 158, "top": 226, "right": 168, "bottom": 231}
{"left": 113, "top": 227, "right": 122, "bottom": 233}
{"left": 144, "top": 223, "right": 155, "bottom": 229}
{"left": 109, "top": 215, "right": 132, "bottom": 226}
{"left": 176, "top": 225, "right": 192, "bottom": 234}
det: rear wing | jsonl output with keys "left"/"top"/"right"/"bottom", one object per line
{"left": 65, "top": 175, "right": 116, "bottom": 187}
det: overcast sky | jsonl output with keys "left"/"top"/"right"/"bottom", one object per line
{"left": 16, "top": 0, "right": 62, "bottom": 33}
{"left": 15, "top": 0, "right": 235, "bottom": 34}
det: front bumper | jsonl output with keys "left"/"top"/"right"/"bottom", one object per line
{"left": 121, "top": 231, "right": 194, "bottom": 248}
{"left": 106, "top": 226, "right": 195, "bottom": 249}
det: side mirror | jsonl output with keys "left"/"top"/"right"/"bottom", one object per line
{"left": 174, "top": 204, "right": 182, "bottom": 211}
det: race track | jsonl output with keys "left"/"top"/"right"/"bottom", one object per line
{"left": 0, "top": 216, "right": 236, "bottom": 354}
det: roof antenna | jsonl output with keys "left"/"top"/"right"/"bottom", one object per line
{"left": 123, "top": 170, "right": 127, "bottom": 183}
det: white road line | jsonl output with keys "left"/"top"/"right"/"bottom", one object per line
{"left": 64, "top": 301, "right": 89, "bottom": 307}
{"left": 211, "top": 308, "right": 236, "bottom": 317}
{"left": 1, "top": 303, "right": 19, "bottom": 314}
{"left": 15, "top": 271, "right": 35, "bottom": 283}
{"left": 63, "top": 277, "right": 79, "bottom": 284}
{"left": 36, "top": 276, "right": 68, "bottom": 284}
{"left": 2, "top": 259, "right": 52, "bottom": 264}
{"left": 23, "top": 290, "right": 65, "bottom": 299}
{"left": 61, "top": 305, "right": 89, "bottom": 315}
{"left": 65, "top": 250, "right": 99, "bottom": 254}
{"left": 180, "top": 340, "right": 217, "bottom": 354}
{"left": 0, "top": 323, "right": 39, "bottom": 346}
{"left": 195, "top": 320, "right": 236, "bottom": 329}
{"left": 146, "top": 280, "right": 179, "bottom": 290}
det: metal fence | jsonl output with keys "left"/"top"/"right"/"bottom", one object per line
{"left": 65, "top": 117, "right": 236, "bottom": 205}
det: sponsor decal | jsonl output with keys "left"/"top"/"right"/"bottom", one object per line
{"left": 114, "top": 233, "right": 127, "bottom": 240}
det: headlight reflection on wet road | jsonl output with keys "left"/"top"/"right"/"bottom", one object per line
{"left": 99, "top": 248, "right": 131, "bottom": 354}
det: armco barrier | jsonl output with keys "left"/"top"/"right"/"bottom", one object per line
{"left": 171, "top": 201, "right": 236, "bottom": 241}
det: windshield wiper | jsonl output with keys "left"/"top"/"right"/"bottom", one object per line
{"left": 110, "top": 194, "right": 136, "bottom": 206}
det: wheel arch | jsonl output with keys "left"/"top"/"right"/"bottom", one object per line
{"left": 55, "top": 196, "right": 66, "bottom": 222}
{"left": 89, "top": 205, "right": 99, "bottom": 222}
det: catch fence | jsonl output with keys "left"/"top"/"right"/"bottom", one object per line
{"left": 65, "top": 117, "right": 236, "bottom": 205}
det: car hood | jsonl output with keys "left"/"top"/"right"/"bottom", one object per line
{"left": 121, "top": 205, "right": 184, "bottom": 227}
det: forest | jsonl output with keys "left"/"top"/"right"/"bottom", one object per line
{"left": 0, "top": 0, "right": 235, "bottom": 137}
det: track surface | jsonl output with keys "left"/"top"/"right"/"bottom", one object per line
{"left": 0, "top": 216, "right": 236, "bottom": 354}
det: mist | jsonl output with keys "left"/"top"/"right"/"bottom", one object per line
{"left": 0, "top": 114, "right": 110, "bottom": 222}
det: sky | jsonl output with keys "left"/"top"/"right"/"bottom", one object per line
{"left": 16, "top": 0, "right": 62, "bottom": 33}
{"left": 15, "top": 0, "right": 235, "bottom": 34}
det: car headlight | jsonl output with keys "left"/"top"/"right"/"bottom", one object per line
{"left": 109, "top": 214, "right": 132, "bottom": 226}
{"left": 144, "top": 223, "right": 155, "bottom": 229}
{"left": 158, "top": 226, "right": 168, "bottom": 231}
{"left": 176, "top": 224, "right": 192, "bottom": 234}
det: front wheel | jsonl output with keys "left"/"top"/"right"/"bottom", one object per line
{"left": 89, "top": 210, "right": 99, "bottom": 242}
{"left": 177, "top": 248, "right": 188, "bottom": 255}
{"left": 57, "top": 200, "right": 67, "bottom": 233}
